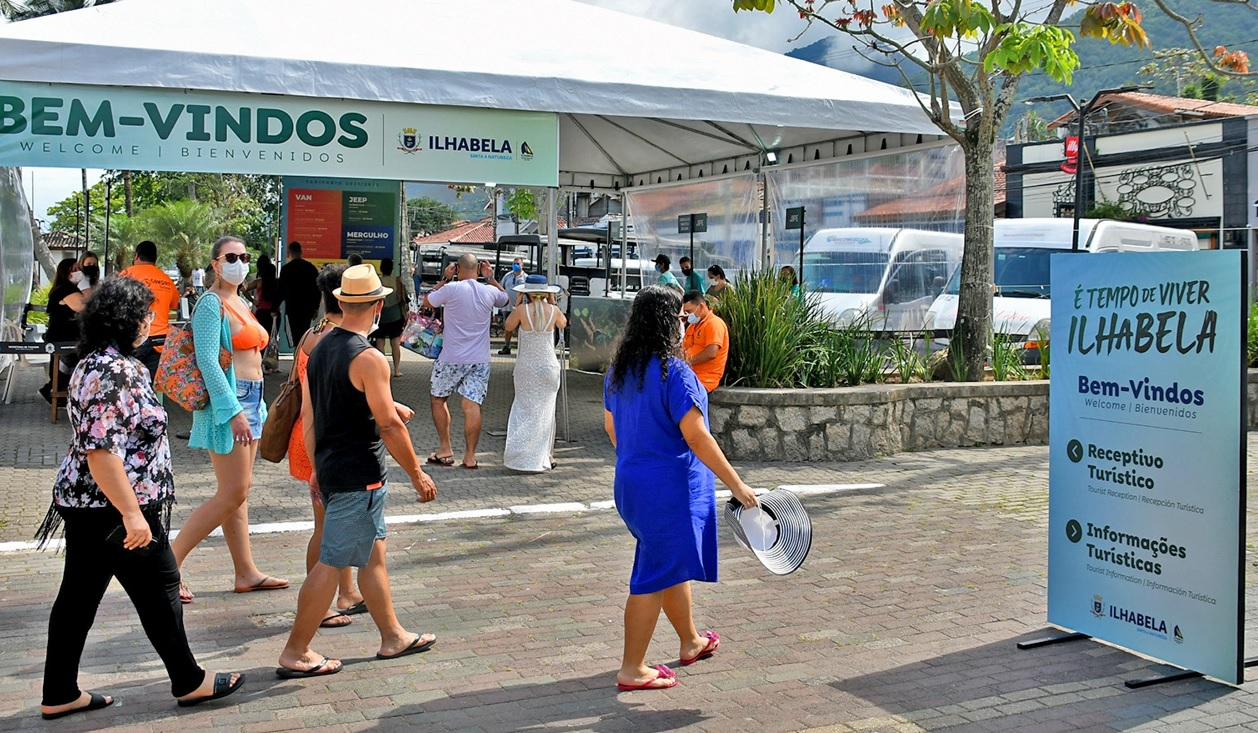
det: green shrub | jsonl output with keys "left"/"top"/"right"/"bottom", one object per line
{"left": 1247, "top": 304, "right": 1258, "bottom": 369}
{"left": 715, "top": 269, "right": 887, "bottom": 388}
{"left": 989, "top": 331, "right": 1028, "bottom": 381}
{"left": 27, "top": 285, "right": 49, "bottom": 326}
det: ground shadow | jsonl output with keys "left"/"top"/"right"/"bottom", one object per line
{"left": 358, "top": 671, "right": 707, "bottom": 733}
{"left": 831, "top": 630, "right": 1239, "bottom": 732}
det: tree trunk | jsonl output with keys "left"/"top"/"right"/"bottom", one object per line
{"left": 30, "top": 211, "right": 56, "bottom": 280}
{"left": 124, "top": 170, "right": 133, "bottom": 216}
{"left": 955, "top": 141, "right": 995, "bottom": 381}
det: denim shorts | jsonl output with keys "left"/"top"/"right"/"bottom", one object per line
{"left": 236, "top": 379, "right": 265, "bottom": 439}
{"left": 319, "top": 484, "right": 388, "bottom": 568}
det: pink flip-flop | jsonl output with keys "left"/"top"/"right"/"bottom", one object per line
{"left": 680, "top": 631, "right": 720, "bottom": 666}
{"left": 616, "top": 664, "right": 677, "bottom": 691}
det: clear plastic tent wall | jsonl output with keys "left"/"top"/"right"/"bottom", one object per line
{"left": 765, "top": 145, "right": 966, "bottom": 268}
{"left": 1, "top": 167, "right": 34, "bottom": 352}
{"left": 623, "top": 174, "right": 761, "bottom": 276}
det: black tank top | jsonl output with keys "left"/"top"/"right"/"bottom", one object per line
{"left": 308, "top": 327, "right": 386, "bottom": 492}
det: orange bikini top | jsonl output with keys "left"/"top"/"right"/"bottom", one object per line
{"left": 222, "top": 298, "right": 269, "bottom": 351}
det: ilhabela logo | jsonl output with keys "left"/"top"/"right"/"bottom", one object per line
{"left": 1091, "top": 596, "right": 1174, "bottom": 640}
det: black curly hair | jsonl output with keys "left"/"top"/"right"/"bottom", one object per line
{"left": 77, "top": 277, "right": 154, "bottom": 359}
{"left": 607, "top": 285, "right": 683, "bottom": 391}
{"left": 318, "top": 263, "right": 348, "bottom": 314}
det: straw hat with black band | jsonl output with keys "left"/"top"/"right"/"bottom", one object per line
{"left": 334, "top": 264, "right": 394, "bottom": 303}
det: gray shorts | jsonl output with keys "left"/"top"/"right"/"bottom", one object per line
{"left": 430, "top": 361, "right": 491, "bottom": 404}
{"left": 319, "top": 484, "right": 388, "bottom": 568}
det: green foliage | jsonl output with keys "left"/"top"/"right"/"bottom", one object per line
{"left": 985, "top": 23, "right": 1080, "bottom": 83}
{"left": 406, "top": 196, "right": 458, "bottom": 237}
{"left": 714, "top": 270, "right": 886, "bottom": 388}
{"left": 715, "top": 269, "right": 819, "bottom": 388}
{"left": 505, "top": 189, "right": 537, "bottom": 223}
{"left": 1248, "top": 303, "right": 1258, "bottom": 368}
{"left": 142, "top": 200, "right": 224, "bottom": 277}
{"left": 1033, "top": 321, "right": 1051, "bottom": 378}
{"left": 27, "top": 284, "right": 49, "bottom": 326}
{"left": 885, "top": 337, "right": 926, "bottom": 383}
{"left": 989, "top": 332, "right": 1028, "bottom": 381}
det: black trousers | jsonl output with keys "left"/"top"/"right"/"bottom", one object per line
{"left": 132, "top": 336, "right": 166, "bottom": 382}
{"left": 287, "top": 308, "right": 315, "bottom": 346}
{"left": 42, "top": 507, "right": 204, "bottom": 705}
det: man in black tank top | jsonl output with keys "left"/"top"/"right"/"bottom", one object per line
{"left": 277, "top": 265, "right": 438, "bottom": 679}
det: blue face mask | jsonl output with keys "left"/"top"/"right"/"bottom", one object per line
{"left": 512, "top": 264, "right": 522, "bottom": 272}
{"left": 655, "top": 265, "right": 663, "bottom": 273}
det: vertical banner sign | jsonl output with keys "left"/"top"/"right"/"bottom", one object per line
{"left": 1048, "top": 250, "right": 1246, "bottom": 684}
{"left": 1062, "top": 136, "right": 1080, "bottom": 176}
{"left": 785, "top": 206, "right": 805, "bottom": 291}
{"left": 282, "top": 177, "right": 399, "bottom": 263}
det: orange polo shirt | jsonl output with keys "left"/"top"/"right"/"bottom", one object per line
{"left": 120, "top": 262, "right": 181, "bottom": 345}
{"left": 683, "top": 311, "right": 729, "bottom": 392}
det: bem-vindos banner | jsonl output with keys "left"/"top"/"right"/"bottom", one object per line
{"left": 0, "top": 80, "right": 559, "bottom": 187}
{"left": 1047, "top": 250, "right": 1245, "bottom": 684}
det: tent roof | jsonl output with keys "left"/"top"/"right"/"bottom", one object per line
{"left": 0, "top": 0, "right": 940, "bottom": 184}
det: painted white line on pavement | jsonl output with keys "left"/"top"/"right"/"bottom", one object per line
{"left": 0, "top": 483, "right": 885, "bottom": 554}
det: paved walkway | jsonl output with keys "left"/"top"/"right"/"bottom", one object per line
{"left": 1, "top": 350, "right": 1257, "bottom": 731}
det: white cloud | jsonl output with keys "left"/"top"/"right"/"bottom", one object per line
{"left": 21, "top": 167, "right": 104, "bottom": 226}
{"left": 572, "top": 0, "right": 823, "bottom": 53}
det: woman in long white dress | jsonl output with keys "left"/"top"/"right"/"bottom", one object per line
{"left": 503, "top": 275, "right": 568, "bottom": 472}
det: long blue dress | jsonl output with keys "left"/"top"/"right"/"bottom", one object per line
{"left": 604, "top": 356, "right": 717, "bottom": 595}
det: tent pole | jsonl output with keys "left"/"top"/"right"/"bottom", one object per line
{"left": 759, "top": 170, "right": 770, "bottom": 271}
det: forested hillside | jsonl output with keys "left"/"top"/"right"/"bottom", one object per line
{"left": 786, "top": 0, "right": 1258, "bottom": 128}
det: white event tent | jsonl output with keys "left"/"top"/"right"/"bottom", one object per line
{"left": 0, "top": 0, "right": 943, "bottom": 187}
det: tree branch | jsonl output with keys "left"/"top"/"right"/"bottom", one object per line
{"left": 1147, "top": 0, "right": 1256, "bottom": 78}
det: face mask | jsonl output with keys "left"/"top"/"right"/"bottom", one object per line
{"left": 681, "top": 268, "right": 692, "bottom": 276}
{"left": 219, "top": 260, "right": 249, "bottom": 285}
{"left": 69, "top": 271, "right": 83, "bottom": 285}
{"left": 372, "top": 305, "right": 382, "bottom": 332}
{"left": 655, "top": 265, "right": 663, "bottom": 273}
{"left": 512, "top": 264, "right": 522, "bottom": 272}
{"left": 81, "top": 265, "right": 100, "bottom": 282}
{"left": 686, "top": 312, "right": 699, "bottom": 325}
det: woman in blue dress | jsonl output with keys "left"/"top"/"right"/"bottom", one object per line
{"left": 603, "top": 285, "right": 759, "bottom": 691}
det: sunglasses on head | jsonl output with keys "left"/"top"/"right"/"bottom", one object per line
{"left": 219, "top": 252, "right": 251, "bottom": 264}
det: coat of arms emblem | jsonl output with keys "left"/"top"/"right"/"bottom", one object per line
{"left": 397, "top": 128, "right": 421, "bottom": 154}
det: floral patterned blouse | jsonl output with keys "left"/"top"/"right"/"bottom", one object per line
{"left": 51, "top": 346, "right": 174, "bottom": 509}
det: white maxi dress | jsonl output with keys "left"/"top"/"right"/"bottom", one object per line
{"left": 503, "top": 303, "right": 560, "bottom": 472}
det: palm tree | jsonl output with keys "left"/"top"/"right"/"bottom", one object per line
{"left": 97, "top": 212, "right": 148, "bottom": 271}
{"left": 0, "top": 0, "right": 118, "bottom": 21}
{"left": 142, "top": 200, "right": 221, "bottom": 278}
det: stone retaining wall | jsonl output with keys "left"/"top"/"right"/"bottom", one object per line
{"left": 709, "top": 381, "right": 1050, "bottom": 462}
{"left": 710, "top": 370, "right": 1258, "bottom": 462}
{"left": 714, "top": 369, "right": 1258, "bottom": 462}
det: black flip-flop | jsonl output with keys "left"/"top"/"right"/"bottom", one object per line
{"left": 376, "top": 633, "right": 437, "bottom": 660}
{"left": 319, "top": 612, "right": 352, "bottom": 628}
{"left": 426, "top": 453, "right": 454, "bottom": 466}
{"left": 340, "top": 600, "right": 368, "bottom": 616}
{"left": 275, "top": 657, "right": 341, "bottom": 679}
{"left": 177, "top": 672, "right": 245, "bottom": 707}
{"left": 461, "top": 462, "right": 479, "bottom": 470}
{"left": 41, "top": 692, "right": 114, "bottom": 720}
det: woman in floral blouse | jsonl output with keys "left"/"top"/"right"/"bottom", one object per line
{"left": 35, "top": 277, "right": 244, "bottom": 721}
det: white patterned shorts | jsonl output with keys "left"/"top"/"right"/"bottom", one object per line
{"left": 430, "top": 361, "right": 491, "bottom": 404}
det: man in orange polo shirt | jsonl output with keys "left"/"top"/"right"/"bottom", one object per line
{"left": 681, "top": 291, "right": 729, "bottom": 392}
{"left": 121, "top": 240, "right": 181, "bottom": 380}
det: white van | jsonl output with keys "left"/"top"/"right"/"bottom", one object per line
{"left": 802, "top": 227, "right": 964, "bottom": 331}
{"left": 924, "top": 218, "right": 1200, "bottom": 348}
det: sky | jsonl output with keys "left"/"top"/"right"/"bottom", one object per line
{"left": 20, "top": 1, "right": 817, "bottom": 224}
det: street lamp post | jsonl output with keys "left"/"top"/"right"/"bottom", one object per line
{"left": 1026, "top": 85, "right": 1145, "bottom": 251}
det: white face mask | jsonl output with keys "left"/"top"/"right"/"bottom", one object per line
{"left": 219, "top": 260, "right": 249, "bottom": 285}
{"left": 69, "top": 271, "right": 83, "bottom": 285}
{"left": 371, "top": 305, "right": 382, "bottom": 333}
